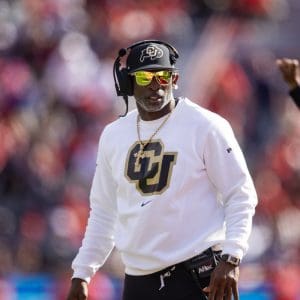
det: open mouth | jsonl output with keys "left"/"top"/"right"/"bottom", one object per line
{"left": 148, "top": 93, "right": 163, "bottom": 102}
{"left": 148, "top": 96, "right": 162, "bottom": 101}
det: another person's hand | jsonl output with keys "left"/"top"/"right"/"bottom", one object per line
{"left": 203, "top": 261, "right": 239, "bottom": 300}
{"left": 66, "top": 278, "right": 88, "bottom": 300}
{"left": 276, "top": 58, "right": 300, "bottom": 90}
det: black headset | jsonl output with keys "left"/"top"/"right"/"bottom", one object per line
{"left": 113, "top": 40, "right": 179, "bottom": 116}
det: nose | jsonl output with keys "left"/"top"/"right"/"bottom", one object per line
{"left": 148, "top": 76, "right": 160, "bottom": 90}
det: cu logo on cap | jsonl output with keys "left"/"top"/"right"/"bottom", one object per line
{"left": 140, "top": 45, "right": 164, "bottom": 62}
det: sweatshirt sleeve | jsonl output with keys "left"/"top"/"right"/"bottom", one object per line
{"left": 71, "top": 128, "right": 118, "bottom": 283}
{"left": 203, "top": 118, "right": 258, "bottom": 260}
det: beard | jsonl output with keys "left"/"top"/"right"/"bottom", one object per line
{"left": 136, "top": 88, "right": 174, "bottom": 113}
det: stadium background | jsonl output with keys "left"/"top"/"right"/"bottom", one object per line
{"left": 0, "top": 0, "right": 299, "bottom": 299}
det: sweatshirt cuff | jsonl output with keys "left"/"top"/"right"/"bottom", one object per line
{"left": 221, "top": 242, "right": 246, "bottom": 260}
{"left": 72, "top": 269, "right": 94, "bottom": 284}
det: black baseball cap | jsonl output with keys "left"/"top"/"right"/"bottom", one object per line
{"left": 126, "top": 42, "right": 178, "bottom": 73}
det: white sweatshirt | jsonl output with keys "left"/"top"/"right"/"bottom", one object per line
{"left": 72, "top": 98, "right": 257, "bottom": 282}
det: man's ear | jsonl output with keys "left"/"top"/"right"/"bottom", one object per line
{"left": 172, "top": 73, "right": 179, "bottom": 84}
{"left": 172, "top": 74, "right": 179, "bottom": 90}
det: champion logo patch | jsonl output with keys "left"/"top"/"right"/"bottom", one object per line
{"left": 140, "top": 45, "right": 164, "bottom": 62}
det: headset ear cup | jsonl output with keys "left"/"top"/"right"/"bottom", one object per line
{"left": 127, "top": 75, "right": 134, "bottom": 96}
{"left": 117, "top": 68, "right": 133, "bottom": 96}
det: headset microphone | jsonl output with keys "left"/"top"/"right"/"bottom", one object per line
{"left": 118, "top": 48, "right": 127, "bottom": 57}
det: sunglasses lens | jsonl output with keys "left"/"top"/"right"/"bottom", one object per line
{"left": 134, "top": 71, "right": 154, "bottom": 86}
{"left": 155, "top": 71, "right": 172, "bottom": 85}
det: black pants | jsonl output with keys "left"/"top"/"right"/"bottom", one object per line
{"left": 122, "top": 263, "right": 210, "bottom": 300}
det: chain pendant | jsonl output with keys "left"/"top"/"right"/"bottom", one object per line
{"left": 134, "top": 146, "right": 145, "bottom": 167}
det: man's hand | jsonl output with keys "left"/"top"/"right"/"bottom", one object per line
{"left": 66, "top": 278, "right": 88, "bottom": 300}
{"left": 203, "top": 261, "right": 239, "bottom": 300}
{"left": 276, "top": 58, "right": 300, "bottom": 90}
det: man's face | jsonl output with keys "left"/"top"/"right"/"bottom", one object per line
{"left": 132, "top": 70, "right": 178, "bottom": 115}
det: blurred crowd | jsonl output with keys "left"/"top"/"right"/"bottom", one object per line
{"left": 0, "top": 0, "right": 299, "bottom": 299}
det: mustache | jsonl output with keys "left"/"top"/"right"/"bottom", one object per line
{"left": 145, "top": 90, "right": 165, "bottom": 98}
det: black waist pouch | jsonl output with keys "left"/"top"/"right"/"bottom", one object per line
{"left": 183, "top": 248, "right": 221, "bottom": 290}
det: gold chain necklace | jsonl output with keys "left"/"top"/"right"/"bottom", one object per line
{"left": 134, "top": 111, "right": 173, "bottom": 167}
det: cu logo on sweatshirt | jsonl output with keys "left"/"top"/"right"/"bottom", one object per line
{"left": 125, "top": 140, "right": 177, "bottom": 195}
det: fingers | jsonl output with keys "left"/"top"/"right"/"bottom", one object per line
{"left": 208, "top": 278, "right": 226, "bottom": 300}
{"left": 233, "top": 283, "right": 239, "bottom": 300}
{"left": 214, "top": 282, "right": 226, "bottom": 300}
{"left": 207, "top": 284, "right": 238, "bottom": 300}
{"left": 276, "top": 58, "right": 299, "bottom": 67}
{"left": 224, "top": 287, "right": 232, "bottom": 300}
{"left": 277, "top": 58, "right": 299, "bottom": 76}
{"left": 67, "top": 294, "right": 87, "bottom": 300}
{"left": 207, "top": 276, "right": 239, "bottom": 299}
{"left": 276, "top": 57, "right": 300, "bottom": 89}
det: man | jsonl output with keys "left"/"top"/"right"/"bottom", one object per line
{"left": 67, "top": 40, "right": 257, "bottom": 300}
{"left": 277, "top": 58, "right": 300, "bottom": 108}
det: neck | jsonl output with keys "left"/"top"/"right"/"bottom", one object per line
{"left": 138, "top": 98, "right": 176, "bottom": 121}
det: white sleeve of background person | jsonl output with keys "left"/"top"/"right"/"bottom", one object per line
{"left": 203, "top": 118, "right": 257, "bottom": 259}
{"left": 71, "top": 128, "right": 118, "bottom": 283}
